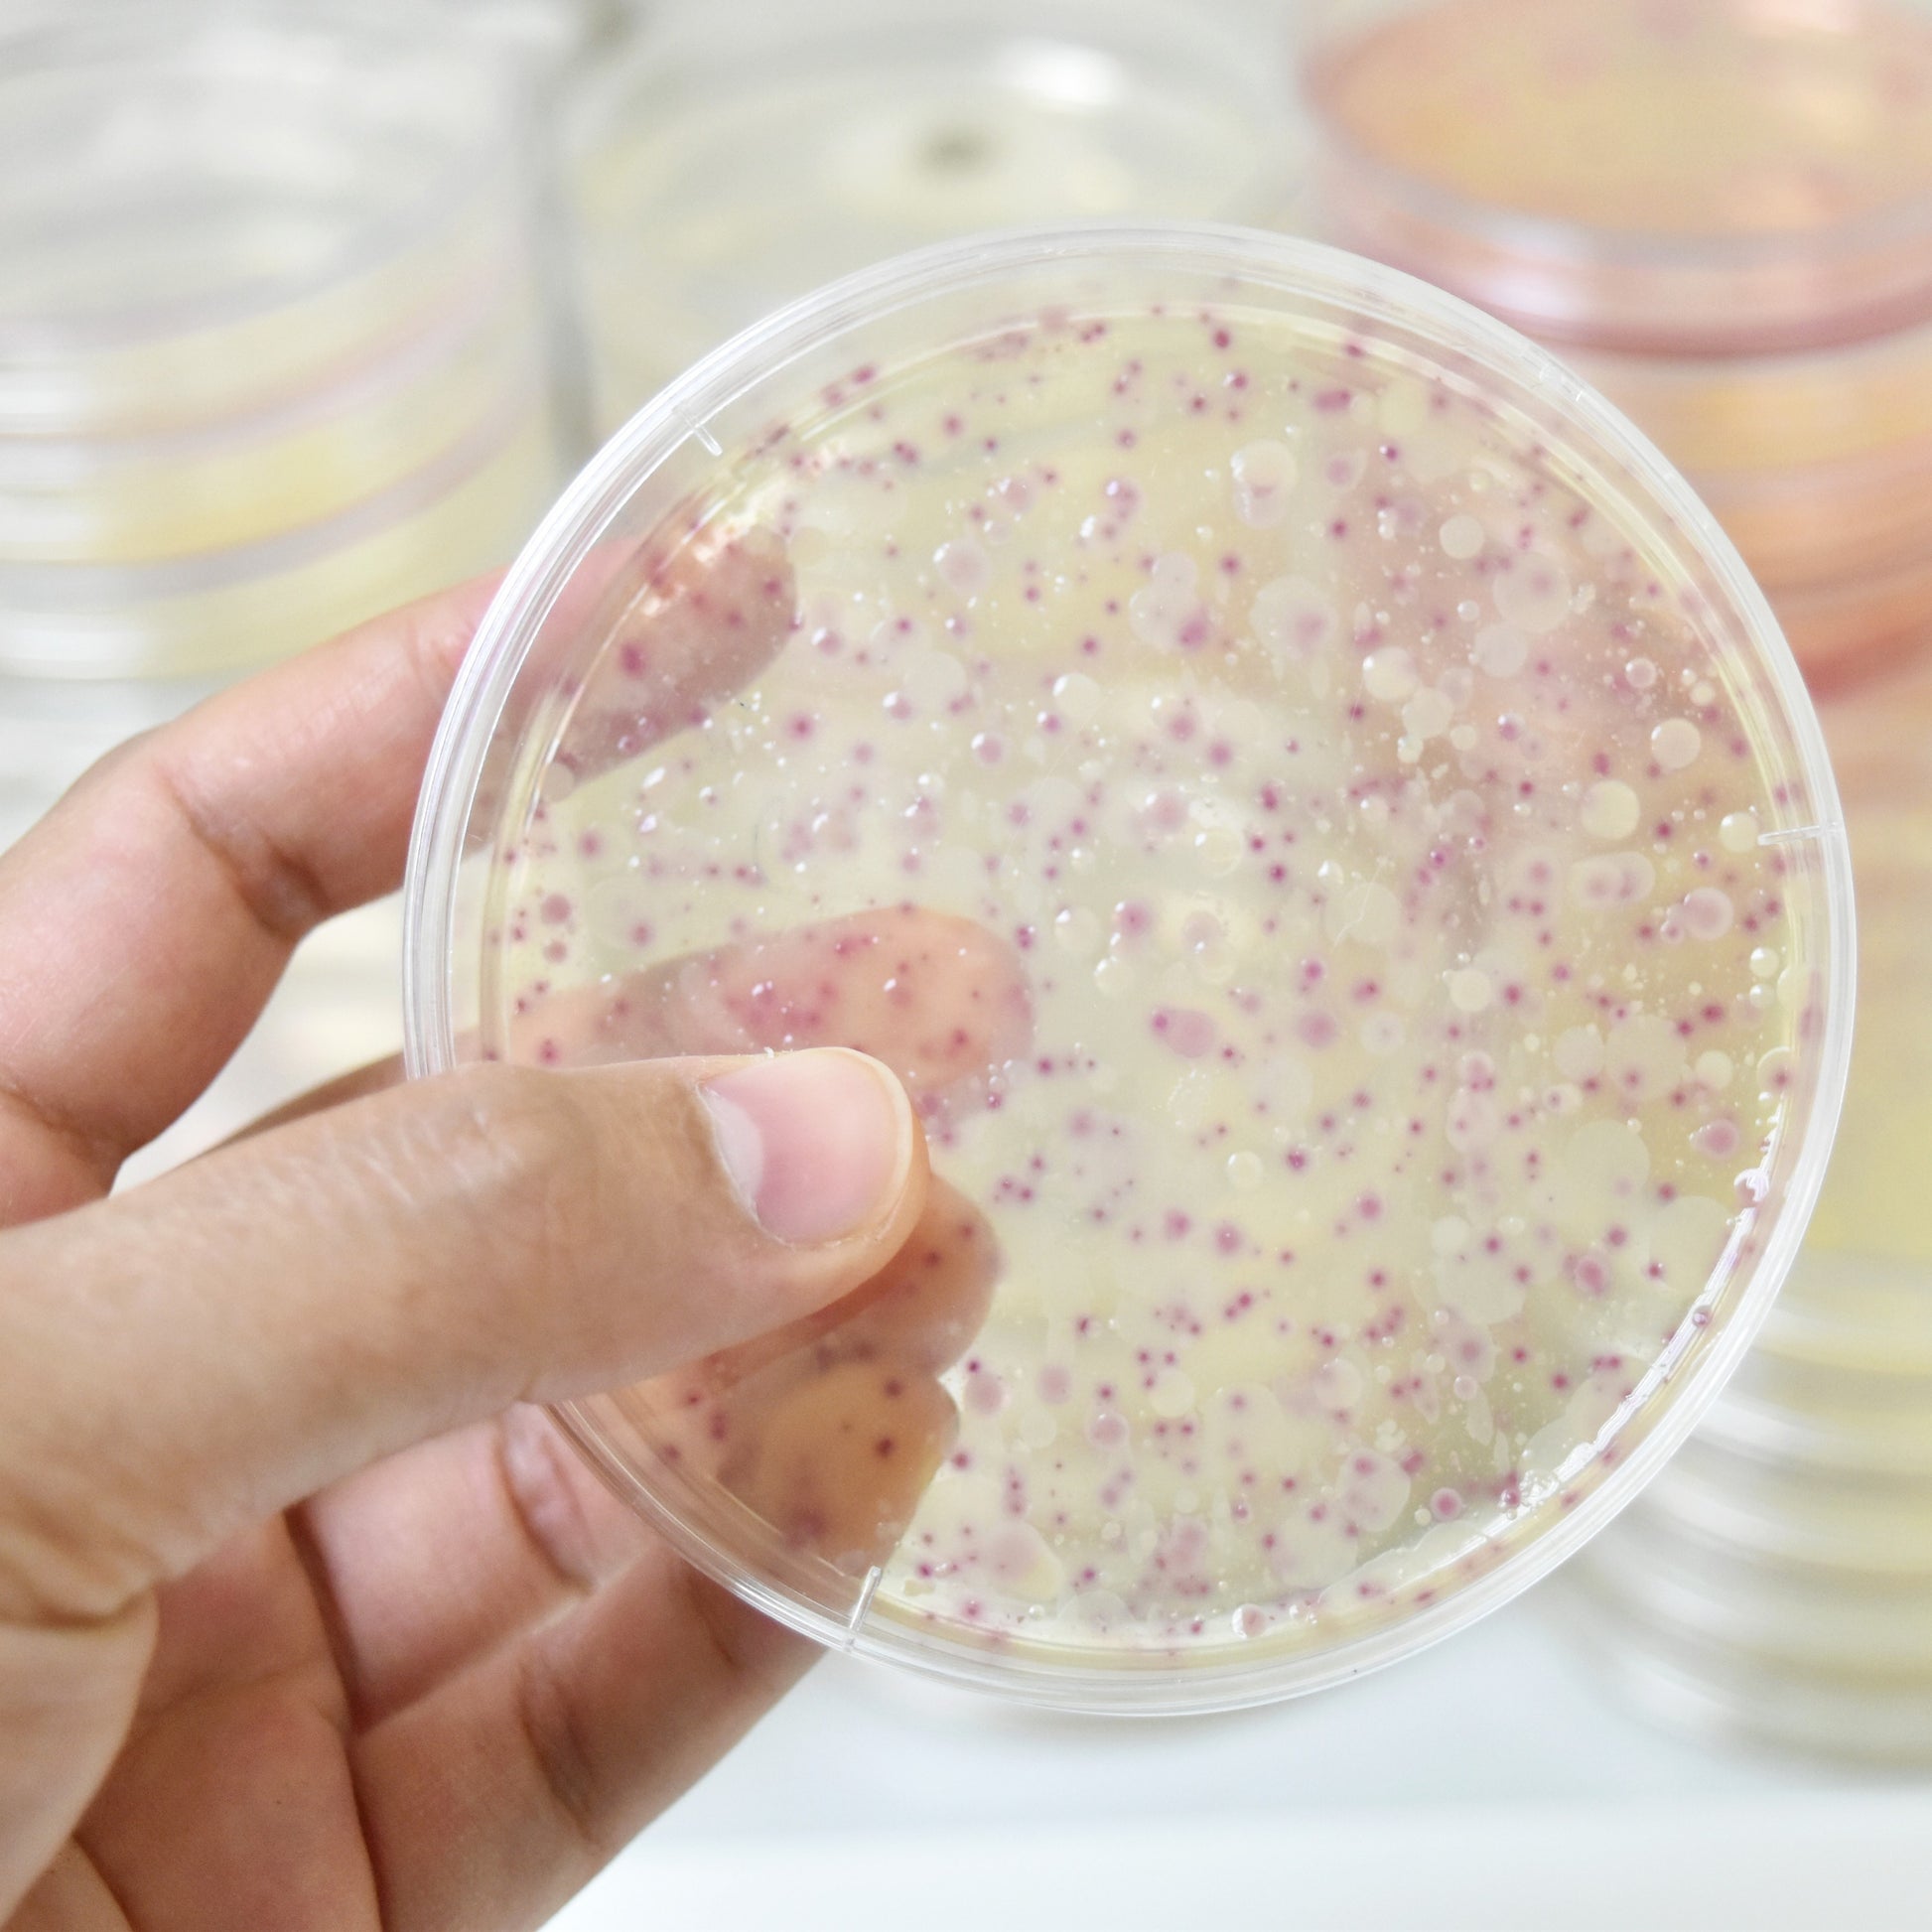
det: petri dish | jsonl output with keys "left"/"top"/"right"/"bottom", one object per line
{"left": 1300, "top": 0, "right": 1932, "bottom": 356}
{"left": 404, "top": 224, "right": 1853, "bottom": 1712}
{"left": 1742, "top": 1255, "right": 1932, "bottom": 1383}
{"left": 1702, "top": 1369, "right": 1932, "bottom": 1481}
{"left": 0, "top": 287, "right": 547, "bottom": 568}
{"left": 0, "top": 382, "right": 555, "bottom": 681}
{"left": 1300, "top": 0, "right": 1932, "bottom": 678}
{"left": 1566, "top": 330, "right": 1932, "bottom": 680}
{"left": 567, "top": 0, "right": 1303, "bottom": 429}
{"left": 0, "top": 7, "right": 530, "bottom": 433}
{"left": 1577, "top": 545, "right": 1932, "bottom": 1765}
{"left": 1587, "top": 1514, "right": 1932, "bottom": 1676}
{"left": 0, "top": 4, "right": 561, "bottom": 680}
{"left": 1561, "top": 320, "right": 1932, "bottom": 479}
{"left": 1567, "top": 1567, "right": 1932, "bottom": 1764}
{"left": 1637, "top": 1442, "right": 1932, "bottom": 1579}
{"left": 1796, "top": 662, "right": 1932, "bottom": 1265}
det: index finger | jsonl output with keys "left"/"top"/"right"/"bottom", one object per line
{"left": 0, "top": 533, "right": 795, "bottom": 1223}
{"left": 0, "top": 578, "right": 491, "bottom": 1224}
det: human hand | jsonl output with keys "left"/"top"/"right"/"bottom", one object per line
{"left": 0, "top": 582, "right": 950, "bottom": 1930}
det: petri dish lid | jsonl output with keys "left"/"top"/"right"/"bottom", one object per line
{"left": 1302, "top": 0, "right": 1932, "bottom": 355}
{"left": 0, "top": 4, "right": 528, "bottom": 436}
{"left": 404, "top": 223, "right": 1852, "bottom": 1712}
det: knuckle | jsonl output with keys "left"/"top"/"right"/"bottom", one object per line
{"left": 494, "top": 1408, "right": 605, "bottom": 1596}
{"left": 515, "top": 1640, "right": 611, "bottom": 1863}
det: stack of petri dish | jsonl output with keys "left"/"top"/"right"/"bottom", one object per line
{"left": 1298, "top": 0, "right": 1932, "bottom": 686}
{"left": 0, "top": 3, "right": 562, "bottom": 848}
{"left": 405, "top": 225, "right": 1853, "bottom": 1709}
{"left": 564, "top": 0, "right": 1307, "bottom": 433}
{"left": 1576, "top": 654, "right": 1932, "bottom": 1763}
{"left": 1294, "top": 0, "right": 1932, "bottom": 1764}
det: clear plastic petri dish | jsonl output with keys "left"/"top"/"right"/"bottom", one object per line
{"left": 1566, "top": 1566, "right": 1932, "bottom": 1764}
{"left": 566, "top": 0, "right": 1305, "bottom": 430}
{"left": 404, "top": 223, "right": 1853, "bottom": 1713}
{"left": 0, "top": 7, "right": 535, "bottom": 433}
{"left": 0, "top": 4, "right": 560, "bottom": 680}
{"left": 1702, "top": 1367, "right": 1932, "bottom": 1481}
{"left": 1586, "top": 1514, "right": 1932, "bottom": 1676}
{"left": 1299, "top": 0, "right": 1932, "bottom": 357}
{"left": 1299, "top": 0, "right": 1932, "bottom": 679}
{"left": 0, "top": 379, "right": 556, "bottom": 681}
{"left": 1637, "top": 1442, "right": 1932, "bottom": 1579}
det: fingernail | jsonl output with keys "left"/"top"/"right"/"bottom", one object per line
{"left": 702, "top": 1049, "right": 913, "bottom": 1245}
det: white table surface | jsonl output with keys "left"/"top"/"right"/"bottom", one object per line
{"left": 543, "top": 1587, "right": 1932, "bottom": 1932}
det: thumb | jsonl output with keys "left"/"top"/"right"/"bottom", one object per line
{"left": 0, "top": 1048, "right": 925, "bottom": 1624}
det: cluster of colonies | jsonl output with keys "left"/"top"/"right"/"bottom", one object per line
{"left": 497, "top": 298, "right": 1817, "bottom": 1662}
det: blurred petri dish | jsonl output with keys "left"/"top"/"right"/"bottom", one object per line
{"left": 0, "top": 288, "right": 547, "bottom": 568}
{"left": 1764, "top": 554, "right": 1932, "bottom": 685}
{"left": 1702, "top": 1374, "right": 1932, "bottom": 1481}
{"left": 1567, "top": 336, "right": 1932, "bottom": 678}
{"left": 567, "top": 0, "right": 1304, "bottom": 429}
{"left": 1568, "top": 1568, "right": 1932, "bottom": 1763}
{"left": 1743, "top": 1255, "right": 1932, "bottom": 1383}
{"left": 1796, "top": 665, "right": 1932, "bottom": 1266}
{"left": 1639, "top": 1439, "right": 1932, "bottom": 1578}
{"left": 1587, "top": 1517, "right": 1932, "bottom": 1675}
{"left": 0, "top": 8, "right": 528, "bottom": 431}
{"left": 405, "top": 224, "right": 1852, "bottom": 1712}
{"left": 0, "top": 382, "right": 554, "bottom": 681}
{"left": 1687, "top": 446, "right": 1932, "bottom": 599}
{"left": 1301, "top": 0, "right": 1932, "bottom": 678}
{"left": 1564, "top": 321, "right": 1932, "bottom": 477}
{"left": 1301, "top": 0, "right": 1932, "bottom": 355}
{"left": 0, "top": 5, "right": 560, "bottom": 679}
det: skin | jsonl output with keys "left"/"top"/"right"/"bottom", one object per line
{"left": 0, "top": 581, "right": 967, "bottom": 1932}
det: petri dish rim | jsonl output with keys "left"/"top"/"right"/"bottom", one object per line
{"left": 403, "top": 221, "right": 1856, "bottom": 1713}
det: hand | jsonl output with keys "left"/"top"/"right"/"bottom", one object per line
{"left": 0, "top": 584, "right": 940, "bottom": 1931}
